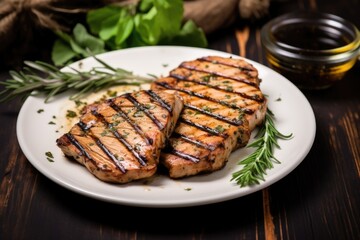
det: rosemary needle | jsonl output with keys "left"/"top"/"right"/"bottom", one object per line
{"left": 231, "top": 109, "right": 293, "bottom": 187}
{"left": 0, "top": 57, "right": 154, "bottom": 103}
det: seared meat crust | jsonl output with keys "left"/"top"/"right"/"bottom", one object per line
{"left": 151, "top": 56, "right": 267, "bottom": 178}
{"left": 56, "top": 90, "right": 183, "bottom": 183}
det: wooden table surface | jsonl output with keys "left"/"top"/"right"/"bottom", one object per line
{"left": 1, "top": 1, "right": 359, "bottom": 239}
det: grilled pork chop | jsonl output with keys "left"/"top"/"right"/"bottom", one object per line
{"left": 151, "top": 56, "right": 267, "bottom": 178}
{"left": 56, "top": 90, "right": 183, "bottom": 183}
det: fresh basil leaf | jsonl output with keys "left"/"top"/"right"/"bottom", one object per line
{"left": 69, "top": 38, "right": 88, "bottom": 56}
{"left": 87, "top": 6, "right": 121, "bottom": 34}
{"left": 167, "top": 20, "right": 208, "bottom": 47}
{"left": 99, "top": 13, "right": 121, "bottom": 40}
{"left": 134, "top": 8, "right": 160, "bottom": 45}
{"left": 54, "top": 30, "right": 72, "bottom": 43}
{"left": 115, "top": 14, "right": 134, "bottom": 45}
{"left": 126, "top": 30, "right": 148, "bottom": 47}
{"left": 73, "top": 23, "right": 105, "bottom": 54}
{"left": 138, "top": 0, "right": 154, "bottom": 12}
{"left": 51, "top": 39, "right": 77, "bottom": 66}
{"left": 153, "top": 0, "right": 183, "bottom": 39}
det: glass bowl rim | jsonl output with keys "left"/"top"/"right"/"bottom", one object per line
{"left": 261, "top": 11, "right": 360, "bottom": 63}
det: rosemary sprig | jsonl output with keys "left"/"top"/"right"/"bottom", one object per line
{"left": 231, "top": 109, "right": 293, "bottom": 187}
{"left": 0, "top": 56, "right": 154, "bottom": 103}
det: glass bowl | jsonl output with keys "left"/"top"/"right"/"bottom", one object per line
{"left": 261, "top": 11, "right": 360, "bottom": 90}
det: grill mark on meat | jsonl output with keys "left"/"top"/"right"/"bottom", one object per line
{"left": 64, "top": 133, "right": 96, "bottom": 165}
{"left": 164, "top": 147, "right": 201, "bottom": 163}
{"left": 171, "top": 150, "right": 201, "bottom": 163}
{"left": 77, "top": 121, "right": 127, "bottom": 173}
{"left": 153, "top": 81, "right": 254, "bottom": 114}
{"left": 146, "top": 90, "right": 173, "bottom": 114}
{"left": 108, "top": 100, "right": 153, "bottom": 145}
{"left": 180, "top": 61, "right": 258, "bottom": 87}
{"left": 199, "top": 56, "right": 256, "bottom": 73}
{"left": 179, "top": 117, "right": 228, "bottom": 138}
{"left": 184, "top": 104, "right": 243, "bottom": 126}
{"left": 172, "top": 132, "right": 216, "bottom": 151}
{"left": 170, "top": 68, "right": 264, "bottom": 102}
{"left": 124, "top": 93, "right": 165, "bottom": 130}
{"left": 91, "top": 110, "right": 148, "bottom": 166}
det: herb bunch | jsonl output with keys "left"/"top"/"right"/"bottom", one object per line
{"left": 231, "top": 109, "right": 293, "bottom": 187}
{"left": 0, "top": 57, "right": 153, "bottom": 103}
{"left": 52, "top": 0, "right": 207, "bottom": 66}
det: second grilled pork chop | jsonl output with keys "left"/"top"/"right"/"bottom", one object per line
{"left": 151, "top": 56, "right": 267, "bottom": 178}
{"left": 56, "top": 90, "right": 183, "bottom": 183}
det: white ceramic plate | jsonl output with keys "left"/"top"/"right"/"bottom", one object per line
{"left": 16, "top": 46, "right": 316, "bottom": 208}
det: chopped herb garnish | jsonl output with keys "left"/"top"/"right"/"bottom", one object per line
{"left": 45, "top": 151, "right": 54, "bottom": 162}
{"left": 144, "top": 103, "right": 154, "bottom": 109}
{"left": 134, "top": 143, "right": 141, "bottom": 151}
{"left": 107, "top": 90, "right": 117, "bottom": 98}
{"left": 48, "top": 121, "right": 56, "bottom": 125}
{"left": 133, "top": 110, "right": 144, "bottom": 117}
{"left": 201, "top": 75, "right": 210, "bottom": 82}
{"left": 66, "top": 110, "right": 77, "bottom": 118}
{"left": 100, "top": 130, "right": 108, "bottom": 136}
{"left": 114, "top": 154, "right": 124, "bottom": 161}
{"left": 74, "top": 99, "right": 87, "bottom": 107}
{"left": 46, "top": 151, "right": 54, "bottom": 158}
{"left": 215, "top": 125, "right": 225, "bottom": 133}
{"left": 202, "top": 106, "right": 213, "bottom": 112}
{"left": 37, "top": 109, "right": 44, "bottom": 113}
{"left": 162, "top": 64, "right": 169, "bottom": 67}
{"left": 275, "top": 97, "right": 282, "bottom": 101}
{"left": 238, "top": 110, "right": 244, "bottom": 120}
{"left": 122, "top": 130, "right": 130, "bottom": 138}
{"left": 184, "top": 188, "right": 192, "bottom": 191}
{"left": 226, "top": 86, "right": 233, "bottom": 91}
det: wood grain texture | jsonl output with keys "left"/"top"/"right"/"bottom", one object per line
{"left": 1, "top": 0, "right": 360, "bottom": 239}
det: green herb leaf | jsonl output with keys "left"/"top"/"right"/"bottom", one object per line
{"left": 51, "top": 40, "right": 77, "bottom": 67}
{"left": 99, "top": 13, "right": 121, "bottom": 41}
{"left": 231, "top": 109, "right": 293, "bottom": 187}
{"left": 115, "top": 13, "right": 134, "bottom": 45}
{"left": 167, "top": 20, "right": 208, "bottom": 47}
{"left": 134, "top": 7, "right": 161, "bottom": 45}
{"left": 152, "top": 0, "right": 183, "bottom": 39}
{"left": 51, "top": 24, "right": 105, "bottom": 66}
{"left": 138, "top": 0, "right": 154, "bottom": 12}
{"left": 73, "top": 24, "right": 105, "bottom": 55}
{"left": 87, "top": 6, "right": 121, "bottom": 34}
